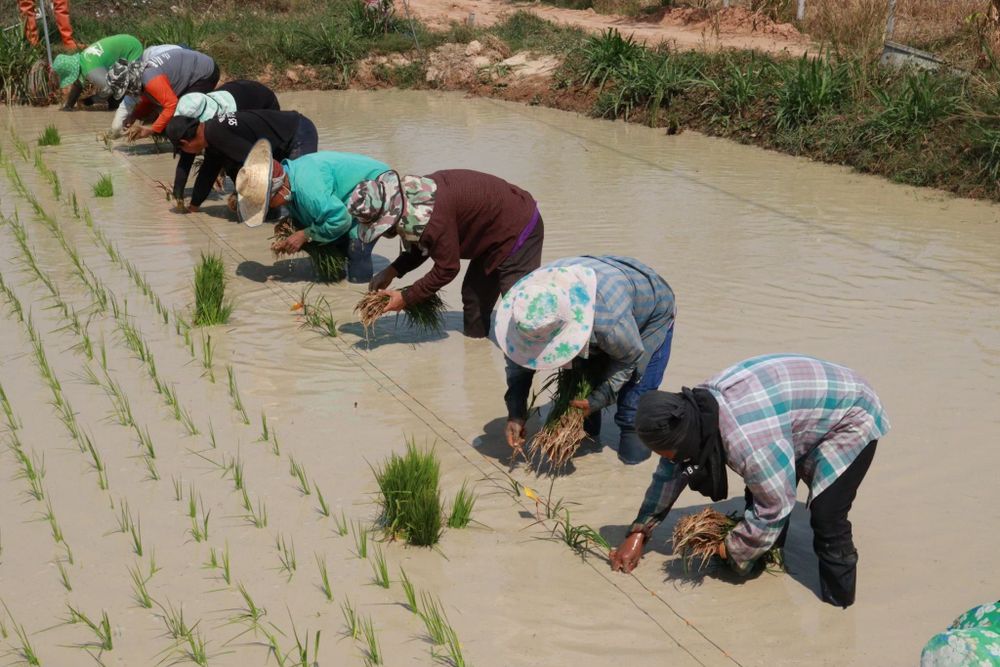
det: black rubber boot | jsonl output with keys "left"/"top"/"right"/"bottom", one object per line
{"left": 815, "top": 542, "right": 859, "bottom": 608}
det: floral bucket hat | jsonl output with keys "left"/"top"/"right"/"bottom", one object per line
{"left": 352, "top": 173, "right": 437, "bottom": 244}
{"left": 494, "top": 264, "right": 597, "bottom": 371}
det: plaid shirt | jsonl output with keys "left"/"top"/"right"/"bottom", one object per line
{"left": 631, "top": 354, "right": 890, "bottom": 571}
{"left": 505, "top": 256, "right": 675, "bottom": 419}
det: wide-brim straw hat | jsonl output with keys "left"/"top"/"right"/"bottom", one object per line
{"left": 495, "top": 264, "right": 597, "bottom": 371}
{"left": 235, "top": 139, "right": 274, "bottom": 228}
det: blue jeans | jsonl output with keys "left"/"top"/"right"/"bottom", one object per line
{"left": 329, "top": 234, "right": 377, "bottom": 284}
{"left": 585, "top": 325, "right": 674, "bottom": 464}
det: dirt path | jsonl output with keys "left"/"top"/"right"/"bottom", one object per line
{"left": 403, "top": 0, "right": 812, "bottom": 55}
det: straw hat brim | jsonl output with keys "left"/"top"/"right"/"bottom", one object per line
{"left": 236, "top": 139, "right": 274, "bottom": 228}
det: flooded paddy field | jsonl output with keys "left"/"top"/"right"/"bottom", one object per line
{"left": 0, "top": 89, "right": 998, "bottom": 666}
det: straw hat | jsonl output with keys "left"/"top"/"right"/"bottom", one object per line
{"left": 235, "top": 139, "right": 277, "bottom": 228}
{"left": 495, "top": 264, "right": 597, "bottom": 371}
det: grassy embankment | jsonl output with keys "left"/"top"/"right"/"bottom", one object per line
{"left": 5, "top": 0, "right": 1000, "bottom": 201}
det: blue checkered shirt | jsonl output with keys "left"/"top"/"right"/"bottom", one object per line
{"left": 630, "top": 354, "right": 890, "bottom": 571}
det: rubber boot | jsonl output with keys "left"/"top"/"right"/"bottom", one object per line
{"left": 815, "top": 542, "right": 859, "bottom": 608}
{"left": 617, "top": 426, "right": 651, "bottom": 465}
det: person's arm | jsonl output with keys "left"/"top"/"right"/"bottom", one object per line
{"left": 390, "top": 244, "right": 429, "bottom": 277}
{"left": 629, "top": 457, "right": 686, "bottom": 536}
{"left": 131, "top": 93, "right": 154, "bottom": 123}
{"left": 190, "top": 151, "right": 223, "bottom": 208}
{"left": 398, "top": 224, "right": 459, "bottom": 306}
{"left": 723, "top": 440, "right": 796, "bottom": 575}
{"left": 143, "top": 74, "right": 179, "bottom": 133}
{"left": 504, "top": 358, "right": 535, "bottom": 422}
{"left": 587, "top": 310, "right": 645, "bottom": 413}
{"left": 172, "top": 151, "right": 196, "bottom": 202}
{"left": 62, "top": 81, "right": 83, "bottom": 110}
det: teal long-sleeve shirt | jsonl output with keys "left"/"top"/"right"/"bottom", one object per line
{"left": 282, "top": 152, "right": 390, "bottom": 244}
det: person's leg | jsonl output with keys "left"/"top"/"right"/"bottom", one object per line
{"left": 19, "top": 0, "right": 39, "bottom": 45}
{"left": 346, "top": 236, "right": 376, "bottom": 284}
{"left": 460, "top": 257, "right": 495, "bottom": 339}
{"left": 52, "top": 0, "right": 77, "bottom": 49}
{"left": 614, "top": 325, "right": 674, "bottom": 464}
{"left": 809, "top": 440, "right": 878, "bottom": 608}
{"left": 487, "top": 214, "right": 544, "bottom": 338}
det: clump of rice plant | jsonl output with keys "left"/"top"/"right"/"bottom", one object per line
{"left": 373, "top": 441, "right": 443, "bottom": 546}
{"left": 399, "top": 567, "right": 417, "bottom": 613}
{"left": 360, "top": 615, "right": 382, "bottom": 665}
{"left": 192, "top": 253, "right": 233, "bottom": 326}
{"left": 3, "top": 601, "right": 41, "bottom": 665}
{"left": 370, "top": 545, "right": 390, "bottom": 589}
{"left": 66, "top": 605, "right": 113, "bottom": 651}
{"left": 528, "top": 366, "right": 593, "bottom": 468}
{"left": 271, "top": 219, "right": 347, "bottom": 283}
{"left": 316, "top": 554, "right": 333, "bottom": 601}
{"left": 91, "top": 174, "right": 113, "bottom": 198}
{"left": 672, "top": 508, "right": 784, "bottom": 573}
{"left": 295, "top": 289, "right": 339, "bottom": 338}
{"left": 37, "top": 124, "right": 61, "bottom": 146}
{"left": 447, "top": 481, "right": 477, "bottom": 529}
{"left": 354, "top": 290, "right": 446, "bottom": 336}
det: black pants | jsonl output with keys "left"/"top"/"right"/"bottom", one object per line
{"left": 187, "top": 64, "right": 221, "bottom": 95}
{"left": 744, "top": 440, "right": 877, "bottom": 608}
{"left": 288, "top": 116, "right": 319, "bottom": 159}
{"left": 461, "top": 216, "right": 544, "bottom": 339}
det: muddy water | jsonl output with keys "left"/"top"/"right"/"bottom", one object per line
{"left": 1, "top": 90, "right": 999, "bottom": 666}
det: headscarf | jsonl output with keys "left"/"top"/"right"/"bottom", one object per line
{"left": 106, "top": 59, "right": 144, "bottom": 99}
{"left": 636, "top": 388, "right": 728, "bottom": 501}
{"left": 175, "top": 90, "right": 238, "bottom": 122}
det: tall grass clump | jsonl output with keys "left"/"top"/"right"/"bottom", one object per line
{"left": 346, "top": 0, "right": 398, "bottom": 38}
{"left": 866, "top": 70, "right": 963, "bottom": 141}
{"left": 92, "top": 174, "right": 114, "bottom": 198}
{"left": 192, "top": 253, "right": 233, "bottom": 326}
{"left": 373, "top": 441, "right": 443, "bottom": 546}
{"left": 577, "top": 28, "right": 644, "bottom": 91}
{"left": 0, "top": 29, "right": 40, "bottom": 103}
{"left": 775, "top": 55, "right": 853, "bottom": 130}
{"left": 447, "top": 481, "right": 476, "bottom": 529}
{"left": 598, "top": 49, "right": 696, "bottom": 124}
{"left": 37, "top": 125, "right": 61, "bottom": 147}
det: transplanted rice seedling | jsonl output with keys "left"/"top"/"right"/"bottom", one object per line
{"left": 288, "top": 456, "right": 311, "bottom": 495}
{"left": 672, "top": 508, "right": 784, "bottom": 573}
{"left": 373, "top": 441, "right": 443, "bottom": 546}
{"left": 552, "top": 509, "right": 609, "bottom": 560}
{"left": 192, "top": 253, "right": 233, "bottom": 327}
{"left": 316, "top": 554, "right": 333, "bottom": 601}
{"left": 113, "top": 501, "right": 144, "bottom": 556}
{"left": 42, "top": 499, "right": 64, "bottom": 544}
{"left": 82, "top": 432, "right": 110, "bottom": 489}
{"left": 226, "top": 366, "right": 250, "bottom": 425}
{"left": 2, "top": 601, "right": 40, "bottom": 665}
{"left": 528, "top": 365, "right": 595, "bottom": 469}
{"left": 275, "top": 535, "right": 297, "bottom": 580}
{"left": 66, "top": 605, "right": 113, "bottom": 651}
{"left": 370, "top": 545, "right": 390, "bottom": 589}
{"left": 91, "top": 174, "right": 113, "bottom": 198}
{"left": 129, "top": 563, "right": 155, "bottom": 608}
{"left": 157, "top": 599, "right": 191, "bottom": 640}
{"left": 230, "top": 583, "right": 267, "bottom": 635}
{"left": 447, "top": 481, "right": 477, "bottom": 529}
{"left": 360, "top": 616, "right": 382, "bottom": 665}
{"left": 334, "top": 510, "right": 349, "bottom": 537}
{"left": 56, "top": 559, "right": 72, "bottom": 591}
{"left": 37, "top": 124, "right": 61, "bottom": 146}
{"left": 275, "top": 620, "right": 321, "bottom": 667}
{"left": 399, "top": 567, "right": 418, "bottom": 614}
{"left": 240, "top": 488, "right": 268, "bottom": 528}
{"left": 200, "top": 334, "right": 215, "bottom": 383}
{"left": 340, "top": 598, "right": 360, "bottom": 640}
{"left": 189, "top": 500, "right": 210, "bottom": 543}
{"left": 354, "top": 290, "right": 446, "bottom": 336}
{"left": 351, "top": 521, "right": 369, "bottom": 559}
{"left": 314, "top": 484, "right": 330, "bottom": 517}
{"left": 13, "top": 447, "right": 45, "bottom": 501}
{"left": 418, "top": 592, "right": 449, "bottom": 645}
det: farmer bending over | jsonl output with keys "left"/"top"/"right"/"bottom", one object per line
{"left": 355, "top": 169, "right": 543, "bottom": 339}
{"left": 107, "top": 46, "right": 219, "bottom": 140}
{"left": 166, "top": 109, "right": 317, "bottom": 214}
{"left": 611, "top": 354, "right": 889, "bottom": 608}
{"left": 496, "top": 256, "right": 675, "bottom": 465}
{"left": 235, "top": 140, "right": 389, "bottom": 283}
{"left": 54, "top": 34, "right": 142, "bottom": 111}
{"left": 170, "top": 80, "right": 281, "bottom": 207}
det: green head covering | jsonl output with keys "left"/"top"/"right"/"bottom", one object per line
{"left": 53, "top": 54, "right": 81, "bottom": 89}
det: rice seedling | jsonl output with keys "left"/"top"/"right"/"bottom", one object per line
{"left": 2, "top": 602, "right": 40, "bottom": 666}
{"left": 316, "top": 554, "right": 333, "bottom": 601}
{"left": 56, "top": 559, "right": 72, "bottom": 591}
{"left": 275, "top": 535, "right": 297, "bottom": 580}
{"left": 370, "top": 545, "right": 390, "bottom": 589}
{"left": 552, "top": 509, "right": 609, "bottom": 559}
{"left": 231, "top": 451, "right": 245, "bottom": 491}
{"left": 288, "top": 456, "right": 311, "bottom": 495}
{"left": 143, "top": 455, "right": 159, "bottom": 482}
{"left": 399, "top": 567, "right": 417, "bottom": 613}
{"left": 0, "top": 383, "right": 20, "bottom": 430}
{"left": 270, "top": 430, "right": 281, "bottom": 457}
{"left": 351, "top": 521, "right": 369, "bottom": 559}
{"left": 373, "top": 441, "right": 443, "bottom": 546}
{"left": 283, "top": 620, "right": 321, "bottom": 667}
{"left": 179, "top": 629, "right": 210, "bottom": 667}
{"left": 129, "top": 563, "right": 154, "bottom": 608}
{"left": 192, "top": 253, "right": 233, "bottom": 326}
{"left": 63, "top": 543, "right": 74, "bottom": 565}
{"left": 172, "top": 476, "right": 184, "bottom": 502}
{"left": 66, "top": 605, "right": 113, "bottom": 651}
{"left": 354, "top": 290, "right": 446, "bottom": 336}
{"left": 418, "top": 592, "right": 449, "bottom": 645}
{"left": 240, "top": 488, "right": 268, "bottom": 528}
{"left": 82, "top": 432, "right": 110, "bottom": 489}
{"left": 341, "top": 598, "right": 360, "bottom": 639}
{"left": 190, "top": 501, "right": 210, "bottom": 543}
{"left": 200, "top": 334, "right": 215, "bottom": 383}
{"left": 438, "top": 624, "right": 469, "bottom": 667}
{"left": 13, "top": 448, "right": 45, "bottom": 501}
{"left": 207, "top": 422, "right": 217, "bottom": 449}
{"left": 37, "top": 124, "right": 61, "bottom": 146}
{"left": 360, "top": 616, "right": 382, "bottom": 665}
{"left": 258, "top": 412, "right": 270, "bottom": 442}
{"left": 157, "top": 599, "right": 191, "bottom": 639}
{"left": 334, "top": 510, "right": 349, "bottom": 536}
{"left": 226, "top": 366, "right": 250, "bottom": 424}
{"left": 272, "top": 220, "right": 348, "bottom": 283}
{"left": 447, "top": 481, "right": 477, "bottom": 529}
{"left": 42, "top": 500, "right": 64, "bottom": 544}
{"left": 296, "top": 290, "right": 339, "bottom": 338}
{"left": 315, "top": 484, "right": 330, "bottom": 517}
{"left": 103, "top": 376, "right": 135, "bottom": 427}
{"left": 528, "top": 366, "right": 594, "bottom": 468}
{"left": 91, "top": 173, "right": 114, "bottom": 198}
{"left": 221, "top": 543, "right": 232, "bottom": 585}
{"left": 671, "top": 508, "right": 784, "bottom": 573}
{"left": 231, "top": 583, "right": 267, "bottom": 632}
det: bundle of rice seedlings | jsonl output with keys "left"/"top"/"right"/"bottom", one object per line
{"left": 270, "top": 219, "right": 348, "bottom": 283}
{"left": 354, "top": 290, "right": 446, "bottom": 336}
{"left": 528, "top": 366, "right": 593, "bottom": 469}
{"left": 372, "top": 440, "right": 443, "bottom": 547}
{"left": 37, "top": 124, "right": 61, "bottom": 146}
{"left": 124, "top": 123, "right": 144, "bottom": 143}
{"left": 192, "top": 253, "right": 233, "bottom": 326}
{"left": 672, "top": 508, "right": 785, "bottom": 573}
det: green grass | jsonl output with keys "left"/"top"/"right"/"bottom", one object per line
{"left": 775, "top": 54, "right": 853, "bottom": 130}
{"left": 37, "top": 125, "right": 61, "bottom": 147}
{"left": 92, "top": 174, "right": 114, "bottom": 198}
{"left": 192, "top": 253, "right": 233, "bottom": 327}
{"left": 447, "top": 481, "right": 477, "bottom": 529}
{"left": 372, "top": 441, "right": 443, "bottom": 546}
{"left": 370, "top": 545, "right": 390, "bottom": 589}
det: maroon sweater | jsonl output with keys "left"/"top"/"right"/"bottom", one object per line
{"left": 391, "top": 169, "right": 536, "bottom": 304}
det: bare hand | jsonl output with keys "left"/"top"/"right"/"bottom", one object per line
{"left": 369, "top": 266, "right": 397, "bottom": 291}
{"left": 569, "top": 399, "right": 591, "bottom": 416}
{"left": 610, "top": 532, "right": 646, "bottom": 573}
{"left": 275, "top": 230, "right": 308, "bottom": 254}
{"left": 227, "top": 193, "right": 238, "bottom": 212}
{"left": 135, "top": 125, "right": 154, "bottom": 140}
{"left": 505, "top": 418, "right": 526, "bottom": 450}
{"left": 380, "top": 289, "right": 405, "bottom": 313}
{"left": 717, "top": 541, "right": 727, "bottom": 560}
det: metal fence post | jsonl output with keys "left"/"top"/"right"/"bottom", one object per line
{"left": 797, "top": 0, "right": 806, "bottom": 21}
{"left": 885, "top": 0, "right": 897, "bottom": 40}
{"left": 36, "top": 0, "right": 53, "bottom": 67}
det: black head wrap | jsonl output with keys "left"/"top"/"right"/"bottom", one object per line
{"left": 636, "top": 388, "right": 728, "bottom": 502}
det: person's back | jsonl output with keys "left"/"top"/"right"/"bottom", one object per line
{"left": 142, "top": 48, "right": 216, "bottom": 94}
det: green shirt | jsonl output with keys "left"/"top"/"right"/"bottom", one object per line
{"left": 282, "top": 152, "right": 389, "bottom": 244}
{"left": 80, "top": 34, "right": 143, "bottom": 88}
